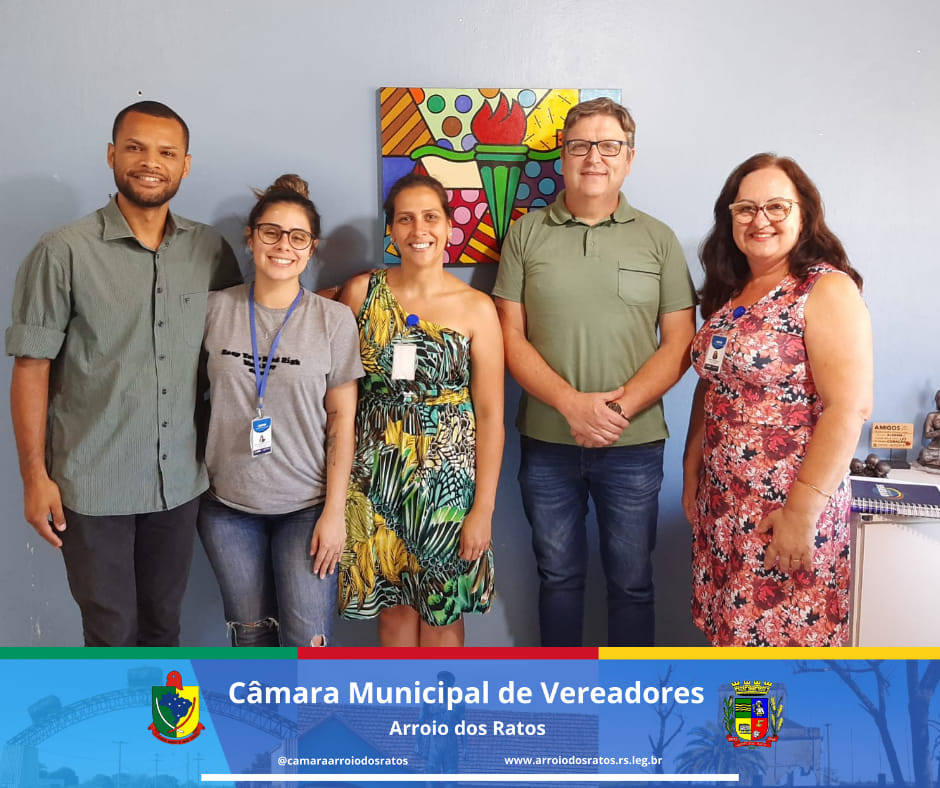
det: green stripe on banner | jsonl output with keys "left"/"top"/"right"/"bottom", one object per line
{"left": 0, "top": 647, "right": 298, "bottom": 659}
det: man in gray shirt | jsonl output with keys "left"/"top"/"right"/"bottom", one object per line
{"left": 6, "top": 101, "right": 240, "bottom": 646}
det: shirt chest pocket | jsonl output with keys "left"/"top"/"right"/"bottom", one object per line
{"left": 180, "top": 291, "right": 209, "bottom": 347}
{"left": 617, "top": 260, "right": 661, "bottom": 307}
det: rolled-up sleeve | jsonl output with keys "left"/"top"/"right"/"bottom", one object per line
{"left": 5, "top": 238, "right": 71, "bottom": 359}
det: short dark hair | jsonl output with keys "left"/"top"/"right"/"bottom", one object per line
{"left": 562, "top": 98, "right": 636, "bottom": 149}
{"left": 112, "top": 101, "right": 190, "bottom": 152}
{"left": 383, "top": 173, "right": 452, "bottom": 228}
{"left": 698, "top": 153, "right": 862, "bottom": 319}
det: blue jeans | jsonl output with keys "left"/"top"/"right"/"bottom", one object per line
{"left": 519, "top": 436, "right": 664, "bottom": 647}
{"left": 197, "top": 497, "right": 336, "bottom": 647}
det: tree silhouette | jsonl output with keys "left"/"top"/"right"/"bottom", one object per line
{"left": 50, "top": 766, "right": 80, "bottom": 786}
{"left": 237, "top": 752, "right": 272, "bottom": 788}
{"left": 81, "top": 776, "right": 114, "bottom": 788}
{"left": 647, "top": 665, "right": 685, "bottom": 773}
{"left": 795, "top": 660, "right": 903, "bottom": 783}
{"left": 78, "top": 774, "right": 182, "bottom": 788}
{"left": 675, "top": 723, "right": 765, "bottom": 783}
{"left": 794, "top": 660, "right": 940, "bottom": 786}
{"left": 908, "top": 661, "right": 940, "bottom": 787}
{"left": 930, "top": 718, "right": 940, "bottom": 784}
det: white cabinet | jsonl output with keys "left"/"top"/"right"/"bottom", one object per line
{"left": 851, "top": 469, "right": 940, "bottom": 646}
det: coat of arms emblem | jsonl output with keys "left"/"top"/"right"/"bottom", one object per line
{"left": 148, "top": 670, "right": 205, "bottom": 744}
{"left": 723, "top": 680, "right": 783, "bottom": 748}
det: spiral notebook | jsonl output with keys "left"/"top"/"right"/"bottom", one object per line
{"left": 850, "top": 477, "right": 940, "bottom": 518}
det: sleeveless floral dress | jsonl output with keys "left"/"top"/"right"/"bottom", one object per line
{"left": 690, "top": 265, "right": 851, "bottom": 646}
{"left": 339, "top": 270, "right": 494, "bottom": 625}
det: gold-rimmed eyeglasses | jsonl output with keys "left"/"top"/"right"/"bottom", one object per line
{"left": 728, "top": 198, "right": 799, "bottom": 224}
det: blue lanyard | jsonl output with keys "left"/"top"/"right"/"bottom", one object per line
{"left": 249, "top": 283, "right": 303, "bottom": 415}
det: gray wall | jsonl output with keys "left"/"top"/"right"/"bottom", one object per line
{"left": 1, "top": 0, "right": 937, "bottom": 646}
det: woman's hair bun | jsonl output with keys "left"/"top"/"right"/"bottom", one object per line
{"left": 270, "top": 173, "right": 309, "bottom": 198}
{"left": 247, "top": 173, "right": 320, "bottom": 237}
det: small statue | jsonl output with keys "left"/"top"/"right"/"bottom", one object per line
{"left": 850, "top": 453, "right": 891, "bottom": 478}
{"left": 913, "top": 390, "right": 940, "bottom": 474}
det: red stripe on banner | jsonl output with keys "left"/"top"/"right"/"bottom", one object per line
{"left": 298, "top": 647, "right": 599, "bottom": 660}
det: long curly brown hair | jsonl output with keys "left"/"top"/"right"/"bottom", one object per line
{"left": 698, "top": 153, "right": 862, "bottom": 319}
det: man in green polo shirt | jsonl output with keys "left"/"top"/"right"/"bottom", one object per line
{"left": 6, "top": 101, "right": 240, "bottom": 646}
{"left": 492, "top": 97, "right": 696, "bottom": 647}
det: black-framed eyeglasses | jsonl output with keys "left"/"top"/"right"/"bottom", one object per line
{"left": 563, "top": 139, "right": 631, "bottom": 157}
{"left": 254, "top": 222, "right": 314, "bottom": 250}
{"left": 728, "top": 198, "right": 799, "bottom": 224}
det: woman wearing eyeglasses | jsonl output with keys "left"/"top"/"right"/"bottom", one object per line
{"left": 198, "top": 174, "right": 363, "bottom": 646}
{"left": 682, "top": 154, "right": 872, "bottom": 646}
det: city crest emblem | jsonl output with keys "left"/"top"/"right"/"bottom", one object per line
{"left": 148, "top": 670, "right": 205, "bottom": 744}
{"left": 723, "top": 681, "right": 782, "bottom": 748}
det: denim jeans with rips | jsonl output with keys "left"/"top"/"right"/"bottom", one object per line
{"left": 518, "top": 436, "right": 665, "bottom": 647}
{"left": 197, "top": 496, "right": 337, "bottom": 647}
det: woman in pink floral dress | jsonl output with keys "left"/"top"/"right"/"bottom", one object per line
{"left": 683, "top": 154, "right": 873, "bottom": 646}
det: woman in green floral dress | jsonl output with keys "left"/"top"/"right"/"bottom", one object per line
{"left": 338, "top": 174, "right": 504, "bottom": 646}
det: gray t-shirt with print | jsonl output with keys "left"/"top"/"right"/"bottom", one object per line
{"left": 204, "top": 284, "right": 363, "bottom": 514}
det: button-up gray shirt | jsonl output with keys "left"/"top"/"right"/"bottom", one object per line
{"left": 6, "top": 196, "right": 241, "bottom": 515}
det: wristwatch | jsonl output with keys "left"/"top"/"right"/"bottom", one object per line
{"left": 606, "top": 401, "right": 623, "bottom": 416}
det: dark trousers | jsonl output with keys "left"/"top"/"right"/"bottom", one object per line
{"left": 60, "top": 498, "right": 199, "bottom": 646}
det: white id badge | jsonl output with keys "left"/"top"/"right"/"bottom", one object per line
{"left": 703, "top": 335, "right": 728, "bottom": 373}
{"left": 392, "top": 343, "right": 417, "bottom": 380}
{"left": 250, "top": 416, "right": 273, "bottom": 456}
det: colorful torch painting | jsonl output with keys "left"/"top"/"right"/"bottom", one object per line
{"left": 380, "top": 87, "right": 622, "bottom": 264}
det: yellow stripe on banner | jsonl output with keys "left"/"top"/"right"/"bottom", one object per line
{"left": 599, "top": 646, "right": 940, "bottom": 660}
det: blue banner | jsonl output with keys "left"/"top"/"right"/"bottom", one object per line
{"left": 1, "top": 649, "right": 937, "bottom": 787}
